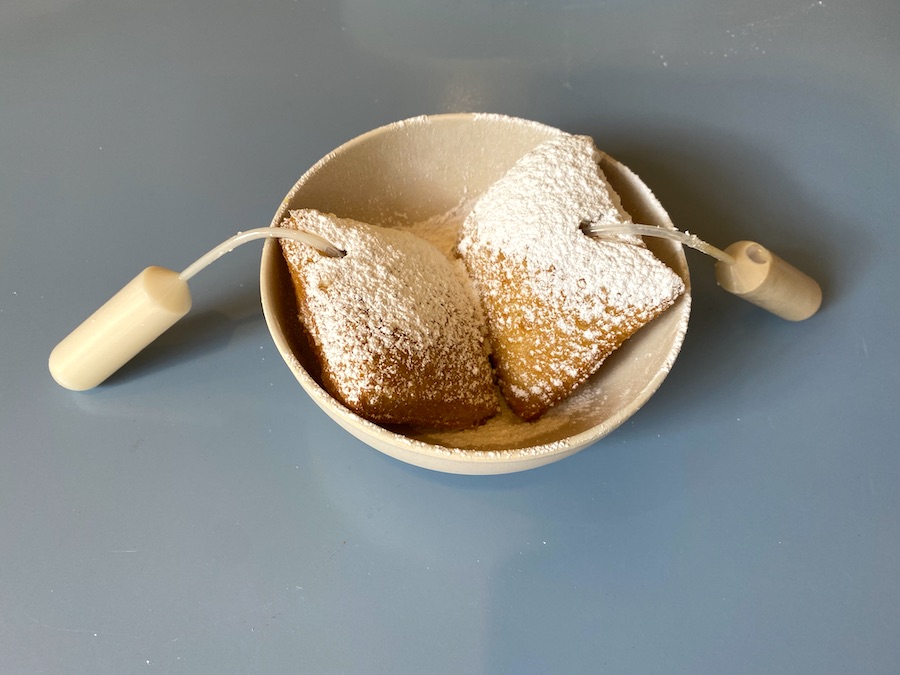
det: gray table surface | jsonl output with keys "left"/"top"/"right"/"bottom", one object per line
{"left": 3, "top": 1, "right": 899, "bottom": 673}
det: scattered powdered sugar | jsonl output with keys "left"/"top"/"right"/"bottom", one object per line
{"left": 459, "top": 133, "right": 683, "bottom": 313}
{"left": 412, "top": 396, "right": 575, "bottom": 449}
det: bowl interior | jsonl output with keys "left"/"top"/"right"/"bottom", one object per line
{"left": 260, "top": 113, "right": 690, "bottom": 474}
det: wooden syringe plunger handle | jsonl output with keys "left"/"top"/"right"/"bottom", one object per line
{"left": 48, "top": 267, "right": 192, "bottom": 391}
{"left": 48, "top": 227, "right": 344, "bottom": 391}
{"left": 714, "top": 241, "right": 822, "bottom": 321}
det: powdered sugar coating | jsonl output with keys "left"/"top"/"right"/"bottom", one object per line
{"left": 280, "top": 209, "right": 498, "bottom": 429}
{"left": 458, "top": 133, "right": 685, "bottom": 420}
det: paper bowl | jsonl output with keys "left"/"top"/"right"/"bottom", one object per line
{"left": 260, "top": 113, "right": 690, "bottom": 474}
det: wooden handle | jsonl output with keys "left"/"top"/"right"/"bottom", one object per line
{"left": 49, "top": 267, "right": 192, "bottom": 390}
{"left": 715, "top": 241, "right": 822, "bottom": 321}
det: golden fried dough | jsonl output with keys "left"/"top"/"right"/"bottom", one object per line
{"left": 280, "top": 209, "right": 499, "bottom": 429}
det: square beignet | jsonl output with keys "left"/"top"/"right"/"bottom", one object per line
{"left": 458, "top": 133, "right": 685, "bottom": 421}
{"left": 280, "top": 209, "right": 499, "bottom": 429}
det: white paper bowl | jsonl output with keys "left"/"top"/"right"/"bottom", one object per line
{"left": 260, "top": 113, "right": 691, "bottom": 474}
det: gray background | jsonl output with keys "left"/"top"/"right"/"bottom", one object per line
{"left": 2, "top": 1, "right": 899, "bottom": 673}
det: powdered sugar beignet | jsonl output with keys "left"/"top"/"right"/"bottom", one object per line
{"left": 458, "top": 133, "right": 685, "bottom": 421}
{"left": 280, "top": 209, "right": 499, "bottom": 429}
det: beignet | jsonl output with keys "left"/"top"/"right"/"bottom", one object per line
{"left": 280, "top": 209, "right": 499, "bottom": 429}
{"left": 458, "top": 133, "right": 685, "bottom": 421}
